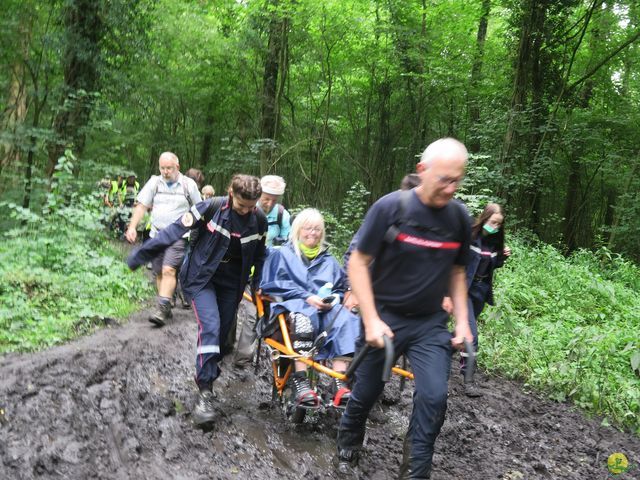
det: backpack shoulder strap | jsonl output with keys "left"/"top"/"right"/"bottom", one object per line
{"left": 254, "top": 206, "right": 268, "bottom": 235}
{"left": 451, "top": 199, "right": 471, "bottom": 241}
{"left": 383, "top": 190, "right": 412, "bottom": 244}
{"left": 181, "top": 176, "right": 193, "bottom": 207}
{"left": 202, "top": 197, "right": 225, "bottom": 225}
{"left": 152, "top": 175, "right": 161, "bottom": 198}
{"left": 277, "top": 204, "right": 284, "bottom": 228}
{"left": 189, "top": 197, "right": 225, "bottom": 247}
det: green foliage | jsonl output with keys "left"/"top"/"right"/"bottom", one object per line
{"left": 0, "top": 155, "right": 153, "bottom": 353}
{"left": 289, "top": 180, "right": 370, "bottom": 260}
{"left": 481, "top": 236, "right": 640, "bottom": 434}
{"left": 456, "top": 154, "right": 503, "bottom": 216}
{"left": 325, "top": 181, "right": 370, "bottom": 258}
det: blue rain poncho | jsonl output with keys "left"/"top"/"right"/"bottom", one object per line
{"left": 259, "top": 242, "right": 361, "bottom": 359}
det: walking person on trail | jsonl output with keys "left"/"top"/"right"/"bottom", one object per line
{"left": 114, "top": 174, "right": 140, "bottom": 238}
{"left": 202, "top": 185, "right": 215, "bottom": 199}
{"left": 125, "top": 152, "right": 202, "bottom": 326}
{"left": 335, "top": 138, "right": 474, "bottom": 480}
{"left": 259, "top": 175, "right": 291, "bottom": 248}
{"left": 121, "top": 174, "right": 140, "bottom": 207}
{"left": 127, "top": 174, "right": 267, "bottom": 427}
{"left": 185, "top": 168, "right": 205, "bottom": 190}
{"left": 106, "top": 174, "right": 124, "bottom": 208}
{"left": 459, "top": 202, "right": 511, "bottom": 398}
{"left": 233, "top": 174, "right": 291, "bottom": 368}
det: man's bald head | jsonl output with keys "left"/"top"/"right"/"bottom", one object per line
{"left": 416, "top": 138, "right": 468, "bottom": 208}
{"left": 419, "top": 138, "right": 468, "bottom": 168}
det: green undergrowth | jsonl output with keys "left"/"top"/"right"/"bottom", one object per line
{"left": 481, "top": 237, "right": 640, "bottom": 435}
{"left": 0, "top": 154, "right": 153, "bottom": 353}
{"left": 0, "top": 222, "right": 153, "bottom": 353}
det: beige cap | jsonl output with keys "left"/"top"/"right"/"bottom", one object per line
{"left": 260, "top": 175, "right": 286, "bottom": 195}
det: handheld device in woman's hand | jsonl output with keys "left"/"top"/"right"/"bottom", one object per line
{"left": 322, "top": 294, "right": 340, "bottom": 307}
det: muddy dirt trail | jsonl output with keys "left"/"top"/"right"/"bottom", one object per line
{"left": 1, "top": 302, "right": 639, "bottom": 480}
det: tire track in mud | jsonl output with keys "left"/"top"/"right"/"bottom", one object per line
{"left": 1, "top": 302, "right": 639, "bottom": 479}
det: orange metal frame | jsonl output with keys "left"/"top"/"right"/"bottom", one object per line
{"left": 242, "top": 291, "right": 414, "bottom": 398}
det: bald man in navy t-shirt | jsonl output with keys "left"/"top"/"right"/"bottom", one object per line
{"left": 335, "top": 138, "right": 474, "bottom": 480}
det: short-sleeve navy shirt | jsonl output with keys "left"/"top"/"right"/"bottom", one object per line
{"left": 356, "top": 189, "right": 471, "bottom": 315}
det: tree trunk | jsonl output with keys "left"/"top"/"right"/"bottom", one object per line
{"left": 467, "top": 0, "right": 491, "bottom": 154}
{"left": 499, "top": 0, "right": 534, "bottom": 174}
{"left": 525, "top": 1, "right": 548, "bottom": 234}
{"left": 607, "top": 159, "right": 638, "bottom": 250}
{"left": 0, "top": 13, "right": 31, "bottom": 184}
{"left": 22, "top": 100, "right": 43, "bottom": 212}
{"left": 200, "top": 98, "right": 216, "bottom": 168}
{"left": 259, "top": 0, "right": 290, "bottom": 175}
{"left": 46, "top": 0, "right": 103, "bottom": 177}
{"left": 562, "top": 155, "right": 581, "bottom": 252}
{"left": 388, "top": 0, "right": 428, "bottom": 161}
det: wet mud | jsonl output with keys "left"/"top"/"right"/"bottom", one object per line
{"left": 1, "top": 301, "right": 639, "bottom": 479}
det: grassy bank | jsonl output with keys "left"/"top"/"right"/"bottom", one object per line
{"left": 482, "top": 238, "right": 640, "bottom": 434}
{"left": 0, "top": 199, "right": 152, "bottom": 353}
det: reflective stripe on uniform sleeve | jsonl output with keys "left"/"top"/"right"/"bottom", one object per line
{"left": 190, "top": 205, "right": 201, "bottom": 221}
{"left": 240, "top": 232, "right": 265, "bottom": 244}
{"left": 206, "top": 221, "right": 231, "bottom": 238}
{"left": 197, "top": 345, "right": 220, "bottom": 354}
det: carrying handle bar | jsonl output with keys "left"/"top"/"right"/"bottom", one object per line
{"left": 345, "top": 334, "right": 394, "bottom": 383}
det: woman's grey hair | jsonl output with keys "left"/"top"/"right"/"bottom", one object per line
{"left": 290, "top": 208, "right": 326, "bottom": 258}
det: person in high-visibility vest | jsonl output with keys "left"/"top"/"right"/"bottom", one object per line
{"left": 115, "top": 175, "right": 141, "bottom": 238}
{"left": 106, "top": 175, "right": 124, "bottom": 208}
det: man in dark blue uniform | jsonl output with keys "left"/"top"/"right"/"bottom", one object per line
{"left": 335, "top": 138, "right": 474, "bottom": 479}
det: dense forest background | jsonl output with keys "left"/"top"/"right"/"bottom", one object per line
{"left": 1, "top": 0, "right": 639, "bottom": 260}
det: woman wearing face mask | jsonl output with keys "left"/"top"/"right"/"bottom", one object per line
{"left": 127, "top": 174, "right": 267, "bottom": 426}
{"left": 462, "top": 202, "right": 511, "bottom": 397}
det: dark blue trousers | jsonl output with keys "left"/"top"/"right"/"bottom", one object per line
{"left": 192, "top": 261, "right": 242, "bottom": 390}
{"left": 337, "top": 307, "right": 452, "bottom": 478}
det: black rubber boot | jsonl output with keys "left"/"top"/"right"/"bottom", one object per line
{"left": 335, "top": 425, "right": 366, "bottom": 477}
{"left": 398, "top": 434, "right": 431, "bottom": 479}
{"left": 333, "top": 447, "right": 359, "bottom": 477}
{"left": 464, "top": 380, "right": 483, "bottom": 397}
{"left": 463, "top": 362, "right": 483, "bottom": 397}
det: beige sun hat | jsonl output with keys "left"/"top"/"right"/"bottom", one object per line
{"left": 260, "top": 175, "right": 286, "bottom": 195}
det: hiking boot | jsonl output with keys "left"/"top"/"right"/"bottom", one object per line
{"left": 177, "top": 288, "right": 190, "bottom": 309}
{"left": 333, "top": 448, "right": 358, "bottom": 476}
{"left": 291, "top": 372, "right": 319, "bottom": 407}
{"left": 464, "top": 381, "right": 483, "bottom": 398}
{"left": 333, "top": 376, "right": 351, "bottom": 408}
{"left": 192, "top": 390, "right": 216, "bottom": 426}
{"left": 149, "top": 303, "right": 172, "bottom": 327}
